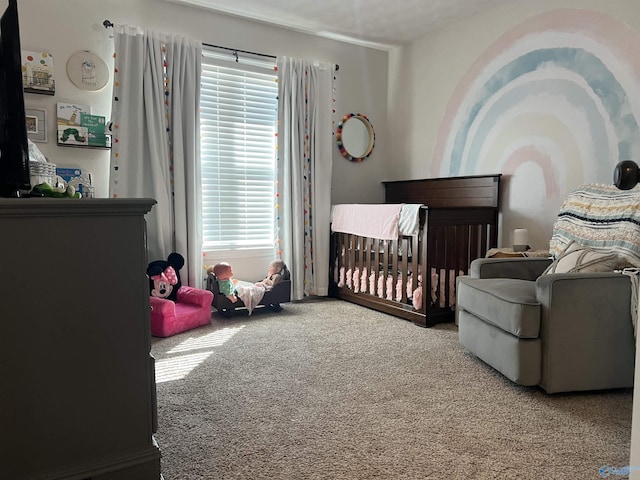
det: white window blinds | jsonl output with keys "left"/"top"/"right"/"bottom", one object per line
{"left": 200, "top": 50, "right": 278, "bottom": 249}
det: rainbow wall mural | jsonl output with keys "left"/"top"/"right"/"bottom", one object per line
{"left": 431, "top": 9, "right": 640, "bottom": 248}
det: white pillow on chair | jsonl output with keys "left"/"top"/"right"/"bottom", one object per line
{"left": 543, "top": 241, "right": 619, "bottom": 274}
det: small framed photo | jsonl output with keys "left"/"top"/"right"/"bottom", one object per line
{"left": 25, "top": 107, "right": 47, "bottom": 143}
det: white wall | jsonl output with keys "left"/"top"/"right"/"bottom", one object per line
{"left": 17, "top": 0, "right": 388, "bottom": 280}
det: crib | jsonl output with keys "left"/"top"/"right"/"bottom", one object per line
{"left": 330, "top": 174, "right": 501, "bottom": 327}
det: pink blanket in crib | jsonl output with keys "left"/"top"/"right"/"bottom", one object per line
{"left": 331, "top": 204, "right": 403, "bottom": 240}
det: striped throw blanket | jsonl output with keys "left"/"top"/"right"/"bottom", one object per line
{"left": 549, "top": 183, "right": 640, "bottom": 267}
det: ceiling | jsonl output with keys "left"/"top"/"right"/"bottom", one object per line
{"left": 166, "top": 0, "right": 511, "bottom": 50}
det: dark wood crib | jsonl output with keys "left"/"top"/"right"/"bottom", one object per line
{"left": 330, "top": 174, "right": 501, "bottom": 327}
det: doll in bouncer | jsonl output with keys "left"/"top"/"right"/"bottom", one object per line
{"left": 255, "top": 259, "right": 285, "bottom": 290}
{"left": 210, "top": 262, "right": 238, "bottom": 303}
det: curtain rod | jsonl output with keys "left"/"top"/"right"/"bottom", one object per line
{"left": 103, "top": 20, "right": 339, "bottom": 70}
{"left": 204, "top": 42, "right": 276, "bottom": 60}
{"left": 205, "top": 43, "right": 340, "bottom": 70}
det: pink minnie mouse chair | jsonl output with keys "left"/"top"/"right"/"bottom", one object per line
{"left": 147, "top": 252, "right": 213, "bottom": 337}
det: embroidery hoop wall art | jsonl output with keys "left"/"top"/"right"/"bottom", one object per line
{"left": 66, "top": 50, "right": 109, "bottom": 91}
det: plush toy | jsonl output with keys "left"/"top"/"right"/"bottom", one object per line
{"left": 255, "top": 259, "right": 285, "bottom": 290}
{"left": 209, "top": 262, "right": 238, "bottom": 303}
{"left": 31, "top": 182, "right": 81, "bottom": 198}
{"left": 147, "top": 252, "right": 184, "bottom": 302}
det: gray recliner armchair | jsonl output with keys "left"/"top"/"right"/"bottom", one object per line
{"left": 456, "top": 183, "right": 639, "bottom": 394}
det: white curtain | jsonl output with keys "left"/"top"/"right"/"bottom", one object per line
{"left": 110, "top": 25, "right": 203, "bottom": 287}
{"left": 276, "top": 57, "right": 334, "bottom": 299}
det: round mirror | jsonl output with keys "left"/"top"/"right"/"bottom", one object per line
{"left": 336, "top": 113, "right": 375, "bottom": 162}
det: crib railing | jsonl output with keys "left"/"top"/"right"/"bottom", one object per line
{"left": 332, "top": 232, "right": 422, "bottom": 307}
{"left": 330, "top": 208, "right": 497, "bottom": 327}
{"left": 424, "top": 221, "right": 492, "bottom": 311}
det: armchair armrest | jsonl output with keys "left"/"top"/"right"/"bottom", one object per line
{"left": 470, "top": 257, "right": 552, "bottom": 280}
{"left": 149, "top": 296, "right": 176, "bottom": 315}
{"left": 177, "top": 286, "right": 214, "bottom": 308}
{"left": 535, "top": 271, "right": 635, "bottom": 392}
{"left": 536, "top": 271, "right": 633, "bottom": 324}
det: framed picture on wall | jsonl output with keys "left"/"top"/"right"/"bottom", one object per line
{"left": 25, "top": 107, "right": 47, "bottom": 143}
{"left": 22, "top": 50, "right": 55, "bottom": 95}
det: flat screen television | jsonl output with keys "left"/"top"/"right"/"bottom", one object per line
{"left": 0, "top": 0, "right": 30, "bottom": 198}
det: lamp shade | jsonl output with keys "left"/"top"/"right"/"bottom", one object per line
{"left": 614, "top": 160, "right": 640, "bottom": 190}
{"left": 513, "top": 228, "right": 529, "bottom": 252}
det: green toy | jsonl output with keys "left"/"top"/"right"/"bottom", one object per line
{"left": 31, "top": 182, "right": 81, "bottom": 198}
{"left": 60, "top": 128, "right": 86, "bottom": 143}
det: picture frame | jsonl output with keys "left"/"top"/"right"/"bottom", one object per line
{"left": 22, "top": 50, "right": 55, "bottom": 95}
{"left": 25, "top": 107, "right": 47, "bottom": 143}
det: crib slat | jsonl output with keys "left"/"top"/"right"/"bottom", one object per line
{"left": 469, "top": 224, "right": 480, "bottom": 261}
{"left": 400, "top": 236, "right": 409, "bottom": 303}
{"left": 411, "top": 232, "right": 421, "bottom": 311}
{"left": 457, "top": 224, "right": 469, "bottom": 276}
{"left": 363, "top": 236, "right": 371, "bottom": 294}
{"left": 420, "top": 212, "right": 429, "bottom": 318}
{"left": 391, "top": 238, "right": 399, "bottom": 301}
{"left": 348, "top": 234, "right": 356, "bottom": 290}
{"left": 374, "top": 238, "right": 381, "bottom": 297}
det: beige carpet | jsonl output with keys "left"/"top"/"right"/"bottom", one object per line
{"left": 151, "top": 298, "right": 633, "bottom": 479}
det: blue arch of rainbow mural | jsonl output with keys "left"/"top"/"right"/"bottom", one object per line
{"left": 432, "top": 9, "right": 640, "bottom": 199}
{"left": 450, "top": 47, "right": 639, "bottom": 177}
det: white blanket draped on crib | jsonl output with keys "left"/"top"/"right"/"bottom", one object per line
{"left": 331, "top": 203, "right": 422, "bottom": 239}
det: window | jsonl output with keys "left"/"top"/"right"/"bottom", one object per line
{"left": 200, "top": 49, "right": 278, "bottom": 250}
